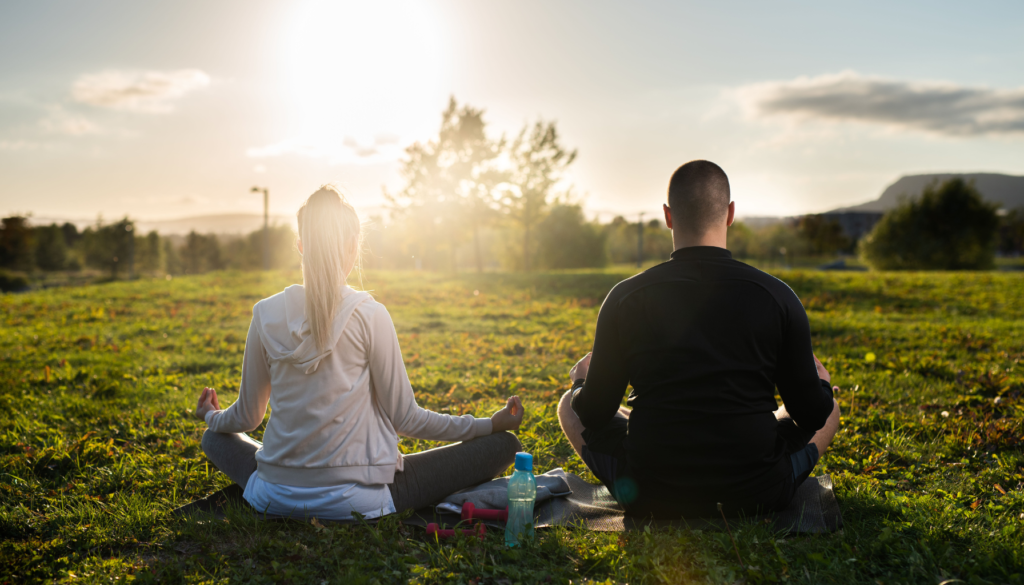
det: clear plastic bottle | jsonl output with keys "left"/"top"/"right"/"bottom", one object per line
{"left": 504, "top": 452, "right": 537, "bottom": 547}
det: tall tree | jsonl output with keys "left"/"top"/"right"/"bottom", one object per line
{"left": 182, "top": 231, "right": 223, "bottom": 274}
{"left": 134, "top": 231, "right": 162, "bottom": 274}
{"left": 798, "top": 215, "right": 851, "bottom": 255}
{"left": 32, "top": 224, "right": 68, "bottom": 270}
{"left": 0, "top": 216, "right": 35, "bottom": 272}
{"left": 82, "top": 218, "right": 135, "bottom": 279}
{"left": 998, "top": 208, "right": 1024, "bottom": 256}
{"left": 387, "top": 97, "right": 501, "bottom": 272}
{"left": 499, "top": 120, "right": 577, "bottom": 272}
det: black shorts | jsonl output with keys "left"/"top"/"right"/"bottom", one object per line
{"left": 579, "top": 414, "right": 819, "bottom": 515}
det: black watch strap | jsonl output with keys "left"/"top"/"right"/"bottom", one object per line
{"left": 570, "top": 379, "right": 585, "bottom": 398}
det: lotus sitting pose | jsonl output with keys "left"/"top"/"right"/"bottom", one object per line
{"left": 195, "top": 185, "right": 523, "bottom": 519}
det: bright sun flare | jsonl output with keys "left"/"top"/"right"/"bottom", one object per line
{"left": 281, "top": 0, "right": 446, "bottom": 163}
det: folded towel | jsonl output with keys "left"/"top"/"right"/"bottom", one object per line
{"left": 435, "top": 468, "right": 573, "bottom": 515}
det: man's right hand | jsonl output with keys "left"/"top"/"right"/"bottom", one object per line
{"left": 569, "top": 352, "right": 592, "bottom": 383}
{"left": 813, "top": 354, "right": 830, "bottom": 383}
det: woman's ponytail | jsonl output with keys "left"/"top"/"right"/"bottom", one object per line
{"left": 297, "top": 185, "right": 362, "bottom": 353}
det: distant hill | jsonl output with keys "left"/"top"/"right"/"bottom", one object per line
{"left": 134, "top": 213, "right": 294, "bottom": 236}
{"left": 836, "top": 173, "right": 1024, "bottom": 213}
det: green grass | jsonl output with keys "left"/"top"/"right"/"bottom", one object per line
{"left": 2, "top": 268, "right": 1023, "bottom": 584}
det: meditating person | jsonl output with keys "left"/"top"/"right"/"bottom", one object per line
{"left": 194, "top": 185, "right": 524, "bottom": 520}
{"left": 557, "top": 160, "right": 841, "bottom": 518}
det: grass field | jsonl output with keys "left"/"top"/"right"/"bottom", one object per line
{"left": 2, "top": 267, "right": 1023, "bottom": 584}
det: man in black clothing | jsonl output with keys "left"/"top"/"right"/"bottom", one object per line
{"left": 557, "top": 160, "right": 840, "bottom": 518}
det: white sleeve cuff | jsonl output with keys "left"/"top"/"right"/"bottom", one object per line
{"left": 204, "top": 409, "right": 223, "bottom": 428}
{"left": 472, "top": 417, "right": 493, "bottom": 437}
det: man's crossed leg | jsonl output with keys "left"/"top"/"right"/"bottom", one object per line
{"left": 557, "top": 388, "right": 842, "bottom": 508}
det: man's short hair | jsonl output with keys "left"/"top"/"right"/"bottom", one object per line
{"left": 667, "top": 160, "right": 731, "bottom": 235}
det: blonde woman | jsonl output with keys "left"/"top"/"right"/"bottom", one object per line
{"left": 195, "top": 185, "right": 523, "bottom": 519}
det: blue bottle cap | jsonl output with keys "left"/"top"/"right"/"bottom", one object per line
{"left": 514, "top": 452, "right": 533, "bottom": 472}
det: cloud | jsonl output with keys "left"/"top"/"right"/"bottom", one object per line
{"left": 39, "top": 107, "right": 99, "bottom": 136}
{"left": 246, "top": 134, "right": 404, "bottom": 164}
{"left": 0, "top": 140, "right": 45, "bottom": 151}
{"left": 343, "top": 136, "right": 379, "bottom": 157}
{"left": 737, "top": 71, "right": 1024, "bottom": 136}
{"left": 374, "top": 132, "right": 401, "bottom": 145}
{"left": 72, "top": 69, "right": 210, "bottom": 113}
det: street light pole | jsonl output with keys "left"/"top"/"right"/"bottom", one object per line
{"left": 251, "top": 186, "right": 269, "bottom": 270}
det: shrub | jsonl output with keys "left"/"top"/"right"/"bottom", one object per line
{"left": 860, "top": 178, "right": 999, "bottom": 270}
{"left": 0, "top": 269, "right": 29, "bottom": 292}
{"left": 536, "top": 204, "right": 607, "bottom": 269}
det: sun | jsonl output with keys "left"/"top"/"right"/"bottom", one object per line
{"left": 281, "top": 0, "right": 447, "bottom": 163}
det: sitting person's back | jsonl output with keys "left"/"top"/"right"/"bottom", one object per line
{"left": 558, "top": 160, "right": 840, "bottom": 518}
{"left": 195, "top": 185, "right": 526, "bottom": 521}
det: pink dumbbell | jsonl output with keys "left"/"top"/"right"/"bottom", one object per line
{"left": 426, "top": 522, "right": 486, "bottom": 541}
{"left": 461, "top": 502, "right": 509, "bottom": 522}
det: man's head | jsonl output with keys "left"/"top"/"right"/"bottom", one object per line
{"left": 663, "top": 160, "right": 734, "bottom": 248}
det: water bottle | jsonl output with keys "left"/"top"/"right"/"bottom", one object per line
{"left": 504, "top": 452, "right": 537, "bottom": 547}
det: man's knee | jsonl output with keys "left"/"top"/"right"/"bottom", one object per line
{"left": 557, "top": 389, "right": 575, "bottom": 421}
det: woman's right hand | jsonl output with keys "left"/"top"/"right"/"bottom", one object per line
{"left": 195, "top": 387, "right": 221, "bottom": 421}
{"left": 490, "top": 395, "right": 524, "bottom": 432}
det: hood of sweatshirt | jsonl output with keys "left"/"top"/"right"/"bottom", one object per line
{"left": 255, "top": 284, "right": 372, "bottom": 374}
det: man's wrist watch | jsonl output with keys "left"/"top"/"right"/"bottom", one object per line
{"left": 570, "top": 378, "right": 585, "bottom": 398}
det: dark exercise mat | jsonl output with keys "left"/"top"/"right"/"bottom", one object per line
{"left": 174, "top": 474, "right": 842, "bottom": 535}
{"left": 541, "top": 473, "right": 843, "bottom": 534}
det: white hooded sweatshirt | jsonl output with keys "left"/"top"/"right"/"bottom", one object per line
{"left": 205, "top": 285, "right": 492, "bottom": 487}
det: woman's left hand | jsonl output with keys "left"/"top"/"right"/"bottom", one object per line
{"left": 490, "top": 395, "right": 524, "bottom": 432}
{"left": 195, "top": 387, "right": 221, "bottom": 421}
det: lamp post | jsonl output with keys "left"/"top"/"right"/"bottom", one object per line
{"left": 251, "top": 187, "right": 269, "bottom": 270}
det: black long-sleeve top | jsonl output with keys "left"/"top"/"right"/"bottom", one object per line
{"left": 571, "top": 246, "right": 834, "bottom": 512}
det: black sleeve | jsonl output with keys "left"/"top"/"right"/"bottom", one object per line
{"left": 774, "top": 296, "right": 835, "bottom": 432}
{"left": 570, "top": 289, "right": 631, "bottom": 430}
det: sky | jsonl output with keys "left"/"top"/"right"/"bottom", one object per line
{"left": 1, "top": 0, "right": 1023, "bottom": 224}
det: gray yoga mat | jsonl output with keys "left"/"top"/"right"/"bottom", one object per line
{"left": 174, "top": 473, "right": 842, "bottom": 535}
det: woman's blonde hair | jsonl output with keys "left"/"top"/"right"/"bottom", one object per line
{"left": 297, "top": 185, "right": 361, "bottom": 353}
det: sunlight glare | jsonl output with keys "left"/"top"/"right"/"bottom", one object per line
{"left": 280, "top": 0, "right": 446, "bottom": 164}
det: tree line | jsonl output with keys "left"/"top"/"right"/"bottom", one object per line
{"left": 4, "top": 181, "right": 1020, "bottom": 292}
{"left": 0, "top": 218, "right": 301, "bottom": 291}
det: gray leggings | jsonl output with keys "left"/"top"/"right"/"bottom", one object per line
{"left": 201, "top": 430, "right": 522, "bottom": 513}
